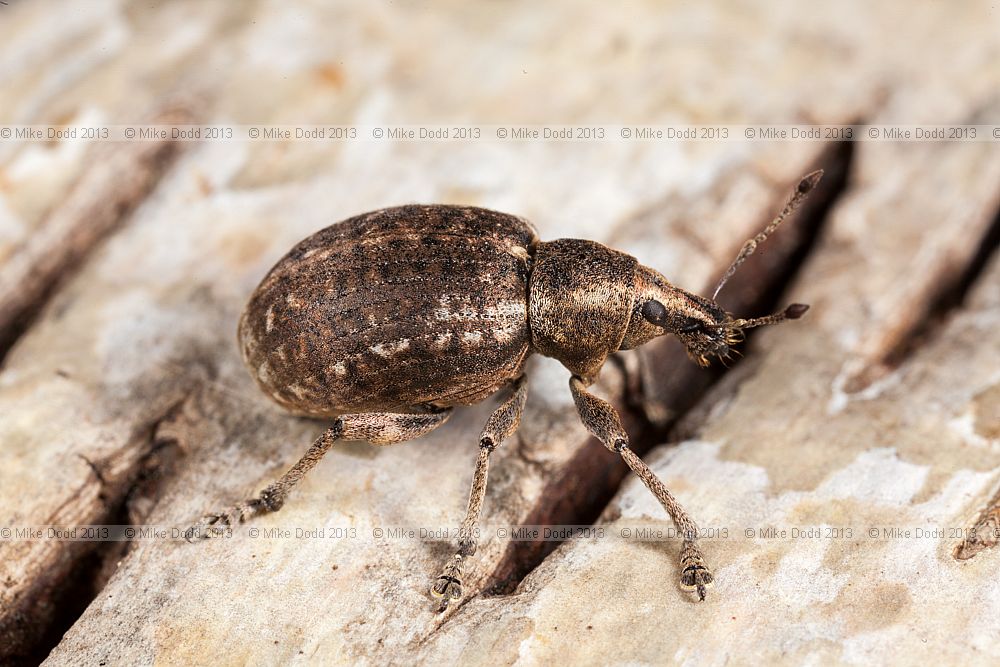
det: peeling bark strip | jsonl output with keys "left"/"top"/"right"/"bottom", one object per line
{"left": 0, "top": 106, "right": 192, "bottom": 361}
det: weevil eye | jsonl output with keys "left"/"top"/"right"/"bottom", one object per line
{"left": 640, "top": 299, "right": 669, "bottom": 327}
{"left": 678, "top": 318, "right": 704, "bottom": 334}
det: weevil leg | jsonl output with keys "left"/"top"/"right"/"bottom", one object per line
{"left": 568, "top": 375, "right": 714, "bottom": 601}
{"left": 185, "top": 409, "right": 453, "bottom": 540}
{"left": 431, "top": 375, "right": 529, "bottom": 612}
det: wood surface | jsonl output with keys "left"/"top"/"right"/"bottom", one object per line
{"left": 0, "top": 1, "right": 998, "bottom": 665}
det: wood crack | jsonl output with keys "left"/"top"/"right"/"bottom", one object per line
{"left": 954, "top": 479, "right": 1000, "bottom": 561}
{"left": 0, "top": 397, "right": 189, "bottom": 666}
{"left": 874, "top": 204, "right": 1000, "bottom": 389}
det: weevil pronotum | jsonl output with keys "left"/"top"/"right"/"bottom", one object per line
{"left": 187, "top": 170, "right": 823, "bottom": 607}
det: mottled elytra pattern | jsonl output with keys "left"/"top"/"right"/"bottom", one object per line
{"left": 239, "top": 205, "right": 539, "bottom": 417}
{"left": 194, "top": 174, "right": 819, "bottom": 610}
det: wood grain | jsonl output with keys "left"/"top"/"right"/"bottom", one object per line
{"left": 0, "top": 1, "right": 997, "bottom": 665}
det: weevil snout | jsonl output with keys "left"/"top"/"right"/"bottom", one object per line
{"left": 662, "top": 296, "right": 735, "bottom": 367}
{"left": 628, "top": 269, "right": 809, "bottom": 367}
{"left": 683, "top": 316, "right": 746, "bottom": 367}
{"left": 624, "top": 283, "right": 724, "bottom": 366}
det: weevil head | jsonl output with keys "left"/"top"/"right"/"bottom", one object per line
{"left": 619, "top": 264, "right": 808, "bottom": 367}
{"left": 619, "top": 265, "right": 733, "bottom": 366}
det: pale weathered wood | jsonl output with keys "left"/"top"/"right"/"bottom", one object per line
{"left": 0, "top": 105, "right": 192, "bottom": 354}
{"left": 0, "top": 1, "right": 997, "bottom": 665}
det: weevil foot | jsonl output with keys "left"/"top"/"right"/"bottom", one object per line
{"left": 183, "top": 499, "right": 264, "bottom": 541}
{"left": 430, "top": 576, "right": 463, "bottom": 612}
{"left": 679, "top": 556, "right": 714, "bottom": 601}
{"left": 430, "top": 555, "right": 465, "bottom": 612}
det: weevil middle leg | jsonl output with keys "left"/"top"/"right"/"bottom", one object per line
{"left": 569, "top": 375, "right": 714, "bottom": 600}
{"left": 431, "top": 375, "right": 529, "bottom": 610}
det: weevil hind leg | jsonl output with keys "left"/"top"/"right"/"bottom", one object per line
{"left": 568, "top": 375, "right": 713, "bottom": 601}
{"left": 184, "top": 408, "right": 453, "bottom": 541}
{"left": 431, "top": 375, "right": 529, "bottom": 612}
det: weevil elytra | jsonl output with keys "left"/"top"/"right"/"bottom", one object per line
{"left": 187, "top": 170, "right": 823, "bottom": 608}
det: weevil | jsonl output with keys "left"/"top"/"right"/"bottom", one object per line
{"left": 187, "top": 170, "right": 823, "bottom": 607}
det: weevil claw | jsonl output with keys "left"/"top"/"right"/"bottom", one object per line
{"left": 431, "top": 575, "right": 463, "bottom": 599}
{"left": 679, "top": 560, "right": 714, "bottom": 601}
{"left": 184, "top": 499, "right": 264, "bottom": 541}
{"left": 431, "top": 554, "right": 465, "bottom": 611}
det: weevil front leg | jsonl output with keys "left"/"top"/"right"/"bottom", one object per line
{"left": 431, "top": 375, "right": 529, "bottom": 611}
{"left": 569, "top": 375, "right": 713, "bottom": 600}
{"left": 185, "top": 409, "right": 453, "bottom": 540}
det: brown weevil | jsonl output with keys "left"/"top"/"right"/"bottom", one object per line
{"left": 187, "top": 170, "right": 823, "bottom": 607}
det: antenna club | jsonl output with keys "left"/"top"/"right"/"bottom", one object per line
{"left": 798, "top": 170, "right": 824, "bottom": 194}
{"left": 784, "top": 303, "right": 809, "bottom": 319}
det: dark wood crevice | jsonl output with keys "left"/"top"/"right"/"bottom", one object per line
{"left": 880, "top": 203, "right": 1000, "bottom": 376}
{"left": 0, "top": 400, "right": 188, "bottom": 666}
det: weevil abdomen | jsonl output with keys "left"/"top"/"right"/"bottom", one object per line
{"left": 239, "top": 205, "right": 539, "bottom": 417}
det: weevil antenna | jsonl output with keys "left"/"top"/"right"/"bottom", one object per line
{"left": 729, "top": 303, "right": 809, "bottom": 330}
{"left": 712, "top": 170, "right": 823, "bottom": 300}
